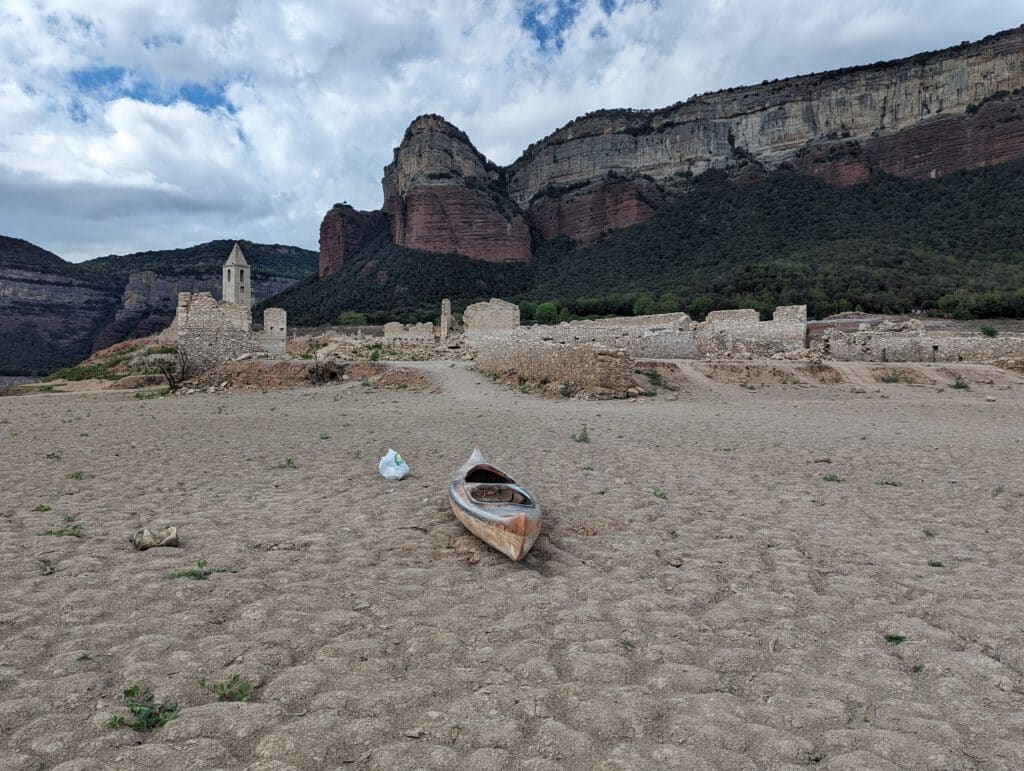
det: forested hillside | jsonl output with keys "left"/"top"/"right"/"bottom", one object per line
{"left": 78, "top": 240, "right": 316, "bottom": 280}
{"left": 262, "top": 161, "right": 1024, "bottom": 324}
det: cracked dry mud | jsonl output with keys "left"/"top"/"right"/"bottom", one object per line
{"left": 1, "top": 360, "right": 1022, "bottom": 769}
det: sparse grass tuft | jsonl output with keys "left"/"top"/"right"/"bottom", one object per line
{"left": 582, "top": 464, "right": 594, "bottom": 471}
{"left": 642, "top": 370, "right": 665, "bottom": 387}
{"left": 571, "top": 424, "right": 589, "bottom": 443}
{"left": 319, "top": 432, "right": 330, "bottom": 440}
{"left": 35, "top": 523, "right": 83, "bottom": 538}
{"left": 993, "top": 484, "right": 1005, "bottom": 496}
{"left": 199, "top": 673, "right": 253, "bottom": 702}
{"left": 884, "top": 633, "right": 906, "bottom": 645}
{"left": 950, "top": 378, "right": 970, "bottom": 390}
{"left": 69, "top": 471, "right": 85, "bottom": 480}
{"left": 927, "top": 560, "right": 944, "bottom": 568}
{"left": 822, "top": 473, "right": 844, "bottom": 482}
{"left": 33, "top": 504, "right": 52, "bottom": 512}
{"left": 980, "top": 324, "right": 998, "bottom": 338}
{"left": 272, "top": 458, "right": 298, "bottom": 469}
{"left": 875, "top": 477, "right": 902, "bottom": 487}
{"left": 134, "top": 387, "right": 170, "bottom": 400}
{"left": 43, "top": 363, "right": 122, "bottom": 382}
{"left": 107, "top": 684, "right": 178, "bottom": 732}
{"left": 560, "top": 384, "right": 572, "bottom": 398}
{"left": 653, "top": 488, "right": 668, "bottom": 500}
{"left": 923, "top": 529, "right": 935, "bottom": 538}
{"left": 880, "top": 372, "right": 900, "bottom": 384}
{"left": 45, "top": 452, "right": 61, "bottom": 460}
{"left": 912, "top": 663, "right": 925, "bottom": 673}
{"left": 168, "top": 559, "right": 237, "bottom": 581}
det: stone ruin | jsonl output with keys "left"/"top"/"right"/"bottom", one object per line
{"left": 171, "top": 243, "right": 288, "bottom": 366}
{"left": 382, "top": 321, "right": 435, "bottom": 343}
{"left": 823, "top": 318, "right": 1024, "bottom": 363}
{"left": 460, "top": 299, "right": 803, "bottom": 398}
{"left": 461, "top": 300, "right": 808, "bottom": 360}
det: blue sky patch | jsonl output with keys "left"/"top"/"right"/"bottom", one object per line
{"left": 522, "top": 0, "right": 619, "bottom": 50}
{"left": 522, "top": 1, "right": 583, "bottom": 50}
{"left": 69, "top": 66, "right": 229, "bottom": 112}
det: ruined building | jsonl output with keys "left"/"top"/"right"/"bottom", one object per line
{"left": 173, "top": 243, "right": 287, "bottom": 365}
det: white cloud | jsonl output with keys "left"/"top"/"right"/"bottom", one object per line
{"left": 1, "top": 0, "right": 1023, "bottom": 260}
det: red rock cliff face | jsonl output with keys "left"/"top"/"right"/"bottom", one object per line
{"left": 792, "top": 97, "right": 1024, "bottom": 183}
{"left": 528, "top": 178, "right": 664, "bottom": 243}
{"left": 319, "top": 205, "right": 387, "bottom": 277}
{"left": 382, "top": 115, "right": 531, "bottom": 263}
{"left": 392, "top": 185, "right": 532, "bottom": 262}
{"left": 317, "top": 26, "right": 1024, "bottom": 271}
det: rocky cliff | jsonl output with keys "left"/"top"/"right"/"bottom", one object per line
{"left": 382, "top": 115, "right": 532, "bottom": 263}
{"left": 0, "top": 260, "right": 122, "bottom": 375}
{"left": 0, "top": 238, "right": 316, "bottom": 376}
{"left": 319, "top": 26, "right": 1024, "bottom": 271}
{"left": 506, "top": 27, "right": 1024, "bottom": 202}
{"left": 319, "top": 205, "right": 388, "bottom": 277}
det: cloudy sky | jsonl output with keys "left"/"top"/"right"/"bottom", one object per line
{"left": 2, "top": 1, "right": 1023, "bottom": 260}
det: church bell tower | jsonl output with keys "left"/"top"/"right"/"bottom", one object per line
{"left": 222, "top": 242, "right": 251, "bottom": 307}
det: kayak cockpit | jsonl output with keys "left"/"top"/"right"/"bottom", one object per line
{"left": 466, "top": 482, "right": 534, "bottom": 506}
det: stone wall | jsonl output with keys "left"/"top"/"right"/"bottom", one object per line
{"left": 463, "top": 299, "right": 521, "bottom": 340}
{"left": 383, "top": 321, "right": 435, "bottom": 343}
{"left": 824, "top": 320, "right": 1024, "bottom": 362}
{"left": 175, "top": 292, "right": 288, "bottom": 365}
{"left": 696, "top": 305, "right": 807, "bottom": 356}
{"left": 474, "top": 340, "right": 638, "bottom": 399}
{"left": 465, "top": 305, "right": 811, "bottom": 359}
{"left": 257, "top": 308, "right": 288, "bottom": 354}
{"left": 507, "top": 312, "right": 697, "bottom": 358}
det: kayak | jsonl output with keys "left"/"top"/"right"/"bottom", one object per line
{"left": 448, "top": 447, "right": 542, "bottom": 561}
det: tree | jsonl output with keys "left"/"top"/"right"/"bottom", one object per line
{"left": 633, "top": 293, "right": 656, "bottom": 316}
{"left": 534, "top": 302, "right": 558, "bottom": 324}
{"left": 337, "top": 310, "right": 368, "bottom": 325}
{"left": 155, "top": 348, "right": 192, "bottom": 392}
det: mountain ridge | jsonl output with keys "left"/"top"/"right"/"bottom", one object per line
{"left": 0, "top": 239, "right": 316, "bottom": 376}
{"left": 319, "top": 24, "right": 1024, "bottom": 274}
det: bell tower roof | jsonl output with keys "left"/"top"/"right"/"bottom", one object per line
{"left": 224, "top": 242, "right": 249, "bottom": 267}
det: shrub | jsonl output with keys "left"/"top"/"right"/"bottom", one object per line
{"left": 980, "top": 324, "right": 998, "bottom": 337}
{"left": 107, "top": 685, "right": 178, "bottom": 732}
{"left": 199, "top": 674, "right": 253, "bottom": 702}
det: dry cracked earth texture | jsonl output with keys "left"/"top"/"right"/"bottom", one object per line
{"left": 1, "top": 360, "right": 1022, "bottom": 770}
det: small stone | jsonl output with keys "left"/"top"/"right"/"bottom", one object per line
{"left": 130, "top": 526, "right": 179, "bottom": 550}
{"left": 985, "top": 396, "right": 996, "bottom": 402}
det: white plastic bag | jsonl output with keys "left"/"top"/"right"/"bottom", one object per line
{"left": 378, "top": 448, "right": 410, "bottom": 481}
